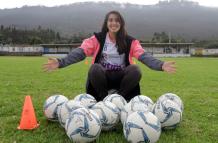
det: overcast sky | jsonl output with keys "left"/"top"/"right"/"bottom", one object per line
{"left": 0, "top": 0, "right": 218, "bottom": 9}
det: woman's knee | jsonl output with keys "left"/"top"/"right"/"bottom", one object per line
{"left": 125, "top": 64, "right": 142, "bottom": 79}
{"left": 88, "top": 63, "right": 105, "bottom": 76}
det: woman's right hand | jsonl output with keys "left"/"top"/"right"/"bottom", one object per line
{"left": 43, "top": 58, "right": 59, "bottom": 72}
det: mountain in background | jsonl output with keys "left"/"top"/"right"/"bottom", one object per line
{"left": 0, "top": 0, "right": 218, "bottom": 41}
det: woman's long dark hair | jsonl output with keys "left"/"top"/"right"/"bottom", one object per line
{"left": 101, "top": 11, "right": 127, "bottom": 54}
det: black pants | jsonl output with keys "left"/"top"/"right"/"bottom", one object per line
{"left": 86, "top": 64, "right": 141, "bottom": 101}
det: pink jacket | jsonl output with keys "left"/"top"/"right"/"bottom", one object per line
{"left": 80, "top": 35, "right": 145, "bottom": 64}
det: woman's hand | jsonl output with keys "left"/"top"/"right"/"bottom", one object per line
{"left": 43, "top": 58, "right": 59, "bottom": 72}
{"left": 162, "top": 61, "right": 176, "bottom": 74}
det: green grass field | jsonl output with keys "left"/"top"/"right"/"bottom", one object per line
{"left": 0, "top": 56, "right": 218, "bottom": 143}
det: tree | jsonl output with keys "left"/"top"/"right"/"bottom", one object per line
{"left": 29, "top": 36, "right": 42, "bottom": 45}
{"left": 0, "top": 34, "right": 3, "bottom": 43}
{"left": 0, "top": 25, "right": 4, "bottom": 31}
{"left": 56, "top": 32, "right": 61, "bottom": 41}
{"left": 152, "top": 32, "right": 169, "bottom": 43}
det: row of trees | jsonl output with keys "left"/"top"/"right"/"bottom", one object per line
{"left": 149, "top": 32, "right": 218, "bottom": 48}
{"left": 0, "top": 25, "right": 92, "bottom": 45}
{"left": 0, "top": 25, "right": 63, "bottom": 45}
{"left": 1, "top": 25, "right": 218, "bottom": 48}
{"left": 150, "top": 32, "right": 186, "bottom": 43}
{"left": 0, "top": 28, "right": 185, "bottom": 45}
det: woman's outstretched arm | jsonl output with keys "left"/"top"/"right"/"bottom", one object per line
{"left": 43, "top": 48, "right": 86, "bottom": 72}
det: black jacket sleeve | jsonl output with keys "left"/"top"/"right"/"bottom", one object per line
{"left": 138, "top": 52, "right": 164, "bottom": 71}
{"left": 57, "top": 48, "right": 86, "bottom": 68}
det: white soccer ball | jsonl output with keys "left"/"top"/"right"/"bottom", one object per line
{"left": 130, "top": 95, "right": 154, "bottom": 111}
{"left": 74, "top": 93, "right": 97, "bottom": 108}
{"left": 91, "top": 101, "right": 120, "bottom": 131}
{"left": 158, "top": 93, "right": 184, "bottom": 111}
{"left": 123, "top": 111, "right": 161, "bottom": 143}
{"left": 103, "top": 93, "right": 127, "bottom": 111}
{"left": 153, "top": 99, "right": 182, "bottom": 129}
{"left": 120, "top": 101, "right": 150, "bottom": 124}
{"left": 65, "top": 108, "right": 101, "bottom": 143}
{"left": 43, "top": 95, "right": 68, "bottom": 121}
{"left": 57, "top": 100, "right": 84, "bottom": 127}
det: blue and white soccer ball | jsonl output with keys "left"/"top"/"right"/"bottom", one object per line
{"left": 120, "top": 101, "right": 150, "bottom": 124}
{"left": 74, "top": 93, "right": 97, "bottom": 108}
{"left": 43, "top": 95, "right": 68, "bottom": 121}
{"left": 65, "top": 108, "right": 102, "bottom": 143}
{"left": 57, "top": 100, "right": 84, "bottom": 127}
{"left": 123, "top": 111, "right": 161, "bottom": 143}
{"left": 130, "top": 95, "right": 154, "bottom": 111}
{"left": 91, "top": 101, "right": 120, "bottom": 131}
{"left": 158, "top": 93, "right": 184, "bottom": 111}
{"left": 153, "top": 99, "right": 182, "bottom": 129}
{"left": 103, "top": 93, "right": 127, "bottom": 112}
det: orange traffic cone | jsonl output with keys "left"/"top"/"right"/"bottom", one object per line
{"left": 85, "top": 59, "right": 88, "bottom": 65}
{"left": 17, "top": 95, "right": 39, "bottom": 130}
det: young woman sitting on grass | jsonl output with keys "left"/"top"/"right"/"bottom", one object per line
{"left": 43, "top": 10, "right": 176, "bottom": 101}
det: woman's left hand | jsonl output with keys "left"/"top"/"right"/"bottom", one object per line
{"left": 162, "top": 61, "right": 176, "bottom": 74}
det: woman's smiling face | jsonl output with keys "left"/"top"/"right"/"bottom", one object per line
{"left": 107, "top": 13, "right": 121, "bottom": 33}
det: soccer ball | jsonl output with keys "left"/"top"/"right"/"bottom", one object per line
{"left": 120, "top": 101, "right": 150, "bottom": 124}
{"left": 74, "top": 93, "right": 97, "bottom": 108}
{"left": 158, "top": 93, "right": 184, "bottom": 111}
{"left": 57, "top": 100, "right": 84, "bottom": 127}
{"left": 130, "top": 95, "right": 154, "bottom": 111}
{"left": 43, "top": 95, "right": 68, "bottom": 121}
{"left": 123, "top": 111, "right": 161, "bottom": 143}
{"left": 153, "top": 99, "right": 182, "bottom": 129}
{"left": 103, "top": 93, "right": 127, "bottom": 111}
{"left": 91, "top": 101, "right": 120, "bottom": 131}
{"left": 65, "top": 108, "right": 102, "bottom": 143}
